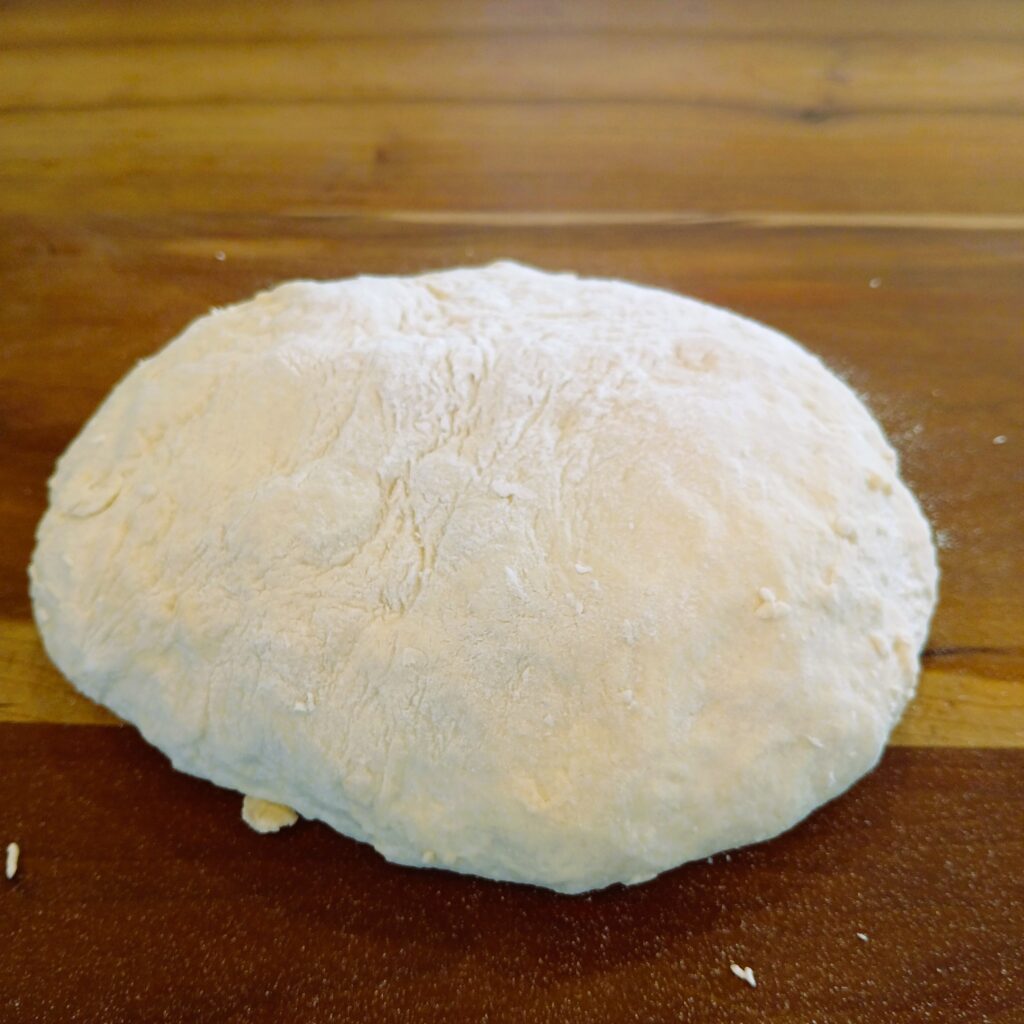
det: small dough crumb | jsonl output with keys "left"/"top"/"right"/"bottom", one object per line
{"left": 992, "top": 435, "right": 1007, "bottom": 445}
{"left": 867, "top": 472, "right": 893, "bottom": 495}
{"left": 574, "top": 563, "right": 593, "bottom": 574}
{"left": 755, "top": 587, "right": 791, "bottom": 620}
{"left": 833, "top": 516, "right": 858, "bottom": 542}
{"left": 242, "top": 796, "right": 299, "bottom": 834}
{"left": 857, "top": 932, "right": 869, "bottom": 942}
{"left": 6, "top": 842, "right": 19, "bottom": 880}
{"left": 293, "top": 690, "right": 317, "bottom": 713}
{"left": 730, "top": 963, "right": 757, "bottom": 988}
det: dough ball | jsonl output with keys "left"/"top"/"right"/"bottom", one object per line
{"left": 30, "top": 262, "right": 938, "bottom": 893}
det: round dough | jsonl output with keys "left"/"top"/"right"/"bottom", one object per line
{"left": 30, "top": 262, "right": 938, "bottom": 893}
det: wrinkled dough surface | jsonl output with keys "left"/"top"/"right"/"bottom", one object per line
{"left": 31, "top": 262, "right": 938, "bottom": 893}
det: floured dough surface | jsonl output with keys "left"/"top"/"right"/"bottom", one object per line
{"left": 30, "top": 262, "right": 938, "bottom": 893}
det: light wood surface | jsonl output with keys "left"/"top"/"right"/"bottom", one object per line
{"left": 1, "top": 3, "right": 1022, "bottom": 1022}
{"left": 3, "top": 2, "right": 1024, "bottom": 218}
{"left": 4, "top": 104, "right": 1022, "bottom": 217}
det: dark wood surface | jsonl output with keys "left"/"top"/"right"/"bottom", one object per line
{"left": 2, "top": 727, "right": 1022, "bottom": 1024}
{"left": 1, "top": 3, "right": 1022, "bottom": 1022}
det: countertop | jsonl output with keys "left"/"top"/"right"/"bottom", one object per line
{"left": 1, "top": 3, "right": 1022, "bottom": 1022}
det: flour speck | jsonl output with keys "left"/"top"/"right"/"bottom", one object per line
{"left": 729, "top": 963, "right": 757, "bottom": 988}
{"left": 5, "top": 842, "right": 20, "bottom": 880}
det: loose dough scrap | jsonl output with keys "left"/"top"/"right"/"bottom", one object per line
{"left": 30, "top": 262, "right": 938, "bottom": 894}
{"left": 241, "top": 796, "right": 298, "bottom": 834}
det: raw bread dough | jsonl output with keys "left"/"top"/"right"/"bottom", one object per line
{"left": 30, "top": 262, "right": 938, "bottom": 893}
{"left": 241, "top": 796, "right": 298, "bottom": 834}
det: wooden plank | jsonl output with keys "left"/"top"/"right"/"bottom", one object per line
{"left": 3, "top": 102, "right": 1022, "bottom": 217}
{"left": 2, "top": 618, "right": 1020, "bottom": 744}
{"left": 0, "top": 621, "right": 121, "bottom": 727}
{"left": 2, "top": 216, "right": 1020, "bottom": 654}
{"left": 2, "top": 726, "right": 1021, "bottom": 1023}
{"left": 3, "top": 0, "right": 1023, "bottom": 43}
{"left": 3, "top": 38, "right": 1022, "bottom": 115}
{"left": 891, "top": 662, "right": 1024, "bottom": 748}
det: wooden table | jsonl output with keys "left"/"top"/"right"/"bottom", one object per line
{"left": 2, "top": 3, "right": 1022, "bottom": 1021}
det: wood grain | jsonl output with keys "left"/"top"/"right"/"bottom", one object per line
{"left": 3, "top": 4, "right": 1021, "bottom": 220}
{"left": 4, "top": 38, "right": 1022, "bottom": 114}
{"left": 3, "top": 0, "right": 1023, "bottom": 42}
{"left": 1, "top": 4, "right": 1022, "bottom": 1020}
{"left": 2, "top": 725, "right": 1021, "bottom": 1024}
{"left": 4, "top": 103, "right": 1023, "bottom": 217}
